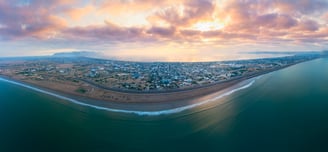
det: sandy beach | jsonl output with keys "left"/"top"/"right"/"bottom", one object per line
{"left": 0, "top": 74, "right": 258, "bottom": 115}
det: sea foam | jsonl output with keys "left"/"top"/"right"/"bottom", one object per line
{"left": 0, "top": 77, "right": 257, "bottom": 116}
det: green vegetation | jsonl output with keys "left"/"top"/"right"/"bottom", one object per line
{"left": 75, "top": 87, "right": 87, "bottom": 94}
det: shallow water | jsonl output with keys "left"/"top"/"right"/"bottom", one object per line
{"left": 1, "top": 58, "right": 328, "bottom": 152}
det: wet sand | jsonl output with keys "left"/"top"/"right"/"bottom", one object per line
{"left": 0, "top": 74, "right": 258, "bottom": 115}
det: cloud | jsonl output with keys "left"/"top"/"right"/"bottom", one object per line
{"left": 272, "top": 0, "right": 328, "bottom": 14}
{"left": 256, "top": 14, "right": 298, "bottom": 29}
{"left": 98, "top": 0, "right": 179, "bottom": 15}
{"left": 0, "top": 0, "right": 327, "bottom": 60}
{"left": 296, "top": 19, "right": 320, "bottom": 32}
{"left": 149, "top": 0, "right": 215, "bottom": 26}
{"left": 147, "top": 26, "right": 176, "bottom": 37}
{"left": 0, "top": 0, "right": 69, "bottom": 39}
{"left": 1, "top": 0, "right": 327, "bottom": 43}
{"left": 67, "top": 5, "right": 94, "bottom": 21}
{"left": 63, "top": 21, "right": 146, "bottom": 42}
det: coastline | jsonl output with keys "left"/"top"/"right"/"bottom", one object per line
{"left": 0, "top": 74, "right": 258, "bottom": 115}
{"left": 0, "top": 65, "right": 276, "bottom": 104}
{"left": 0, "top": 59, "right": 315, "bottom": 115}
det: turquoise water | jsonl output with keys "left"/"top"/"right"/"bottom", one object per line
{"left": 1, "top": 58, "right": 328, "bottom": 152}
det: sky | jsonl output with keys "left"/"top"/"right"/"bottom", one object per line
{"left": 0, "top": 0, "right": 327, "bottom": 61}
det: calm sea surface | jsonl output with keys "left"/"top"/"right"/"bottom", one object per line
{"left": 1, "top": 58, "right": 328, "bottom": 152}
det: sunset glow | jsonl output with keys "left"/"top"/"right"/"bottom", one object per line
{"left": 192, "top": 21, "right": 225, "bottom": 31}
{"left": 0, "top": 0, "right": 327, "bottom": 61}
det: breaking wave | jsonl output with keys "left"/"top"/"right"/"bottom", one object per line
{"left": 0, "top": 77, "right": 257, "bottom": 116}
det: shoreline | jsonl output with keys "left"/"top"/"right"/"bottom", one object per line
{"left": 0, "top": 59, "right": 316, "bottom": 115}
{"left": 0, "top": 74, "right": 258, "bottom": 115}
{"left": 0, "top": 64, "right": 279, "bottom": 104}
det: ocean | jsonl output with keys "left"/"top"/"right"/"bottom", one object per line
{"left": 1, "top": 58, "right": 328, "bottom": 152}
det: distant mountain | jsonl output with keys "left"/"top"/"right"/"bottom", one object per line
{"left": 246, "top": 51, "right": 321, "bottom": 55}
{"left": 52, "top": 51, "right": 101, "bottom": 58}
{"left": 321, "top": 50, "right": 328, "bottom": 56}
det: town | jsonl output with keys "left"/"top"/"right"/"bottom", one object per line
{"left": 0, "top": 54, "right": 321, "bottom": 92}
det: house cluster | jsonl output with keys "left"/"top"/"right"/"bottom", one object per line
{"left": 1, "top": 54, "right": 318, "bottom": 91}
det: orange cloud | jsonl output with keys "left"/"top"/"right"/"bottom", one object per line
{"left": 67, "top": 5, "right": 94, "bottom": 21}
{"left": 0, "top": 0, "right": 328, "bottom": 61}
{"left": 148, "top": 0, "right": 215, "bottom": 27}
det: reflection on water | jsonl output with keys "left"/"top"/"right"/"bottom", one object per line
{"left": 1, "top": 58, "right": 328, "bottom": 152}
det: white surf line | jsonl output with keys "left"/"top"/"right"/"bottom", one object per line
{"left": 0, "top": 77, "right": 257, "bottom": 116}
